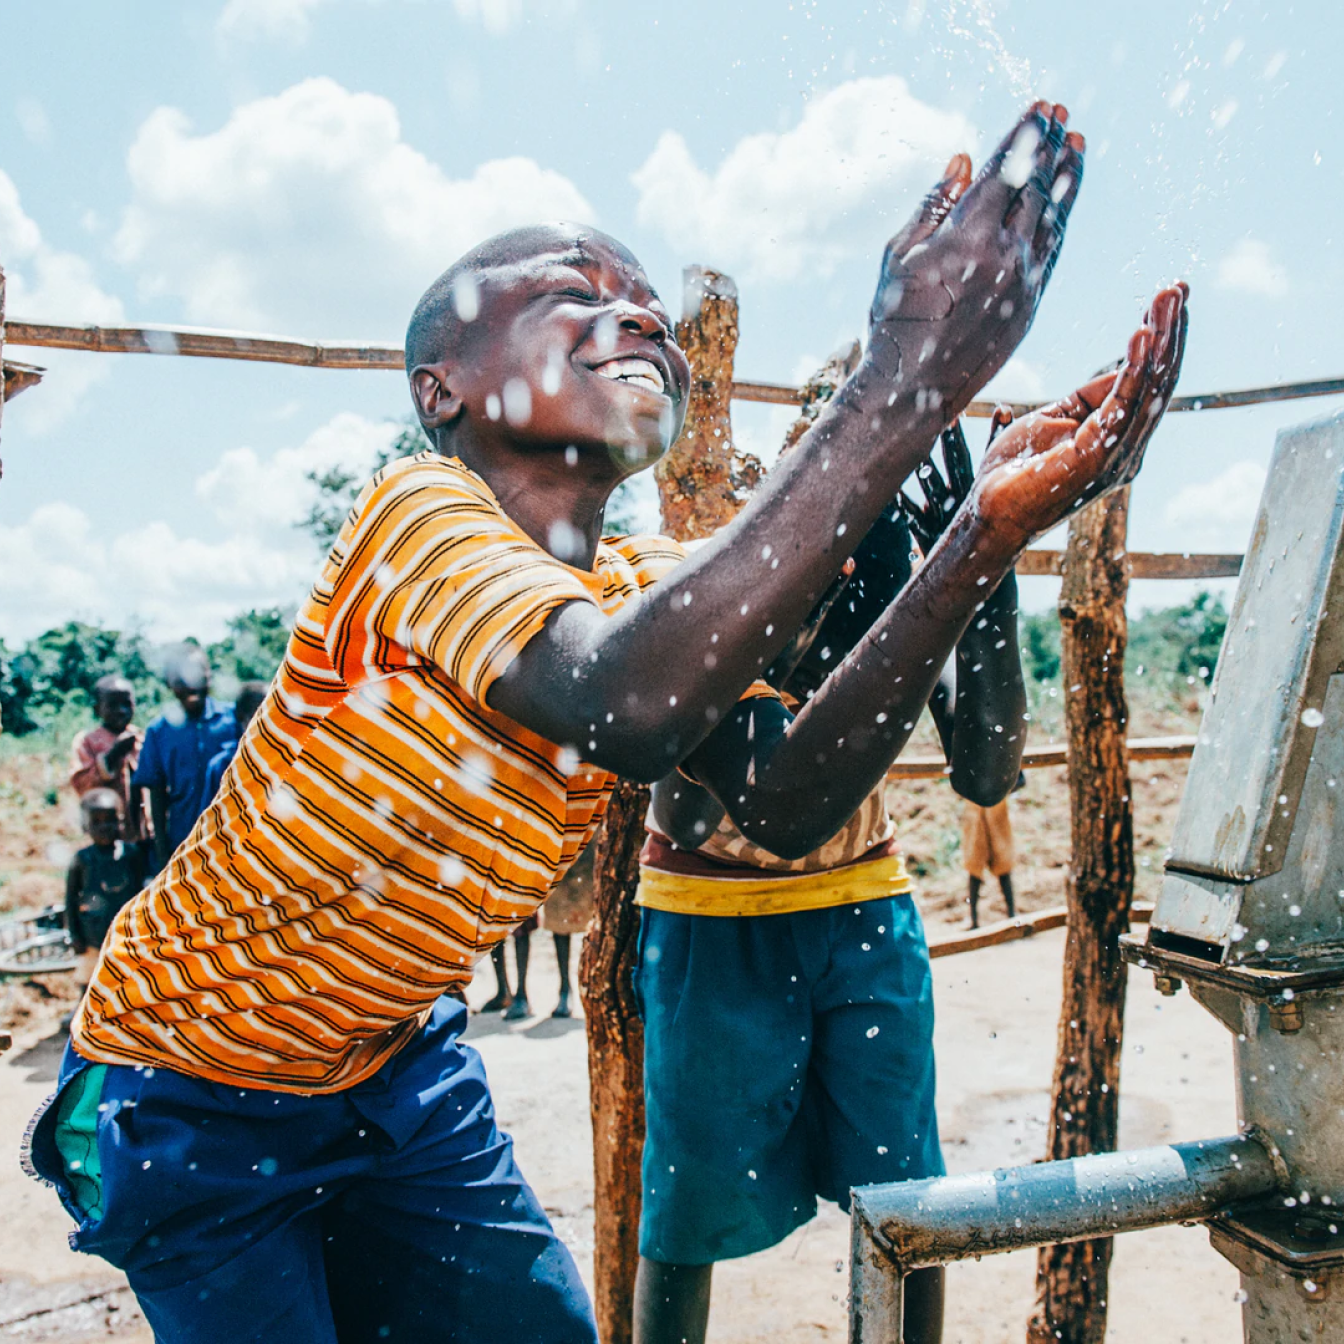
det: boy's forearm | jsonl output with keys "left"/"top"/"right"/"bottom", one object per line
{"left": 491, "top": 380, "right": 945, "bottom": 779}
{"left": 716, "top": 511, "right": 1021, "bottom": 855}
{"left": 949, "top": 573, "right": 1028, "bottom": 806}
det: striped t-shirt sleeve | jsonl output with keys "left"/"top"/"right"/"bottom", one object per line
{"left": 326, "top": 457, "right": 600, "bottom": 701}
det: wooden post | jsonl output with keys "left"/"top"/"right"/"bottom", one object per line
{"left": 579, "top": 777, "right": 654, "bottom": 1344}
{"left": 1027, "top": 489, "right": 1135, "bottom": 1344}
{"left": 579, "top": 265, "right": 750, "bottom": 1344}
{"left": 654, "top": 267, "right": 760, "bottom": 538}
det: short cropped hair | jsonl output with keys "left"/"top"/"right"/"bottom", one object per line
{"left": 94, "top": 674, "right": 133, "bottom": 699}
{"left": 404, "top": 224, "right": 595, "bottom": 374}
{"left": 81, "top": 787, "right": 124, "bottom": 817}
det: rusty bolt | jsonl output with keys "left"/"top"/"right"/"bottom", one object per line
{"left": 1154, "top": 974, "right": 1183, "bottom": 997}
{"left": 1269, "top": 996, "right": 1305, "bottom": 1033}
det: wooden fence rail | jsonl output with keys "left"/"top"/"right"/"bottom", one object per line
{"left": 8, "top": 319, "right": 1344, "bottom": 420}
{"left": 887, "top": 734, "right": 1196, "bottom": 780}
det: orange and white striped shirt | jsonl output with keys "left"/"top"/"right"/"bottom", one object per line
{"left": 73, "top": 452, "right": 773, "bottom": 1093}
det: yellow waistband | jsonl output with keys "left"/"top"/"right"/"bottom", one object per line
{"left": 635, "top": 851, "right": 912, "bottom": 918}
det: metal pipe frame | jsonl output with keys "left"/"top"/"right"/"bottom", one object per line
{"left": 848, "top": 1131, "right": 1283, "bottom": 1344}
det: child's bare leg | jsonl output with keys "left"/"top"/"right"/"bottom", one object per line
{"left": 481, "top": 944, "right": 512, "bottom": 1012}
{"left": 505, "top": 930, "right": 533, "bottom": 1019}
{"left": 967, "top": 877, "right": 982, "bottom": 929}
{"left": 633, "top": 1257, "right": 713, "bottom": 1344}
{"left": 903, "top": 1266, "right": 945, "bottom": 1343}
{"left": 999, "top": 873, "right": 1016, "bottom": 919}
{"left": 553, "top": 933, "right": 573, "bottom": 1018}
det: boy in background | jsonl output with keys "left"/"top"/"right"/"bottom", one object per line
{"left": 633, "top": 423, "right": 1024, "bottom": 1343}
{"left": 132, "top": 648, "right": 234, "bottom": 871}
{"left": 69, "top": 676, "right": 143, "bottom": 841}
{"left": 64, "top": 789, "right": 147, "bottom": 1002}
{"left": 962, "top": 786, "right": 1021, "bottom": 928}
{"left": 197, "top": 680, "right": 269, "bottom": 815}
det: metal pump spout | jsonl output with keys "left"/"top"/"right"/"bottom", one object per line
{"left": 849, "top": 1132, "right": 1284, "bottom": 1343}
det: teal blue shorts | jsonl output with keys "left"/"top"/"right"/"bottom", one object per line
{"left": 635, "top": 895, "right": 944, "bottom": 1264}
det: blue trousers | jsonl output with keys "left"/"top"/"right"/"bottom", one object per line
{"left": 27, "top": 997, "right": 597, "bottom": 1344}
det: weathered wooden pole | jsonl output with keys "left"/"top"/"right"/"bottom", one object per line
{"left": 1027, "top": 489, "right": 1134, "bottom": 1344}
{"left": 654, "top": 267, "right": 760, "bottom": 539}
{"left": 579, "top": 265, "right": 753, "bottom": 1343}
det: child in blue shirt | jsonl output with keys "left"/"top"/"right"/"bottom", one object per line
{"left": 132, "top": 648, "right": 235, "bottom": 870}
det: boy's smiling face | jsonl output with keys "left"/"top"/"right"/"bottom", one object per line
{"left": 414, "top": 226, "right": 691, "bottom": 476}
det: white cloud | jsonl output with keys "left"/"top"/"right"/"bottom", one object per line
{"left": 197, "top": 411, "right": 395, "bottom": 534}
{"left": 0, "top": 169, "right": 126, "bottom": 430}
{"left": 114, "top": 78, "right": 595, "bottom": 335}
{"left": 0, "top": 171, "right": 123, "bottom": 325}
{"left": 0, "top": 413, "right": 397, "bottom": 644}
{"left": 631, "top": 77, "right": 975, "bottom": 283}
{"left": 1164, "top": 461, "right": 1267, "bottom": 552}
{"left": 216, "top": 0, "right": 323, "bottom": 43}
{"left": 1216, "top": 238, "right": 1288, "bottom": 298}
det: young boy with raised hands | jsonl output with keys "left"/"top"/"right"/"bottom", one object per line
{"left": 25, "top": 101, "right": 1186, "bottom": 1343}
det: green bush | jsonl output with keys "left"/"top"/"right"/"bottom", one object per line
{"left": 1, "top": 608, "right": 296, "bottom": 739}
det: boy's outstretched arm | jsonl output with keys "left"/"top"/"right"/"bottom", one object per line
{"left": 906, "top": 420, "right": 1027, "bottom": 807}
{"left": 684, "top": 285, "right": 1187, "bottom": 859}
{"left": 490, "top": 104, "right": 1084, "bottom": 781}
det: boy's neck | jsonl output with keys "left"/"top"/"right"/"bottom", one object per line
{"left": 445, "top": 439, "right": 626, "bottom": 570}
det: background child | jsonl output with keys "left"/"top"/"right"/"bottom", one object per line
{"left": 197, "top": 679, "right": 268, "bottom": 815}
{"left": 540, "top": 838, "right": 595, "bottom": 1019}
{"left": 132, "top": 647, "right": 235, "bottom": 871}
{"left": 64, "top": 789, "right": 147, "bottom": 1001}
{"left": 961, "top": 779, "right": 1023, "bottom": 928}
{"left": 68, "top": 675, "right": 143, "bottom": 841}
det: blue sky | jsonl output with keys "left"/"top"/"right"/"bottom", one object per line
{"left": 1, "top": 0, "right": 1339, "bottom": 642}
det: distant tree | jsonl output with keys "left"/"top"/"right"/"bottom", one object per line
{"left": 1127, "top": 592, "right": 1229, "bottom": 685}
{"left": 0, "top": 623, "right": 158, "bottom": 735}
{"left": 302, "top": 418, "right": 429, "bottom": 547}
{"left": 207, "top": 608, "right": 294, "bottom": 683}
{"left": 1021, "top": 611, "right": 1062, "bottom": 683}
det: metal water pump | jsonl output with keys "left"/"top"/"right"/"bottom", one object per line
{"left": 850, "top": 408, "right": 1344, "bottom": 1342}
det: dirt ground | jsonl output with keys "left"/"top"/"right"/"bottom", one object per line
{"left": 1, "top": 717, "right": 1240, "bottom": 1343}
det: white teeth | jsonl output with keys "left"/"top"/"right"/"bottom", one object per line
{"left": 594, "top": 358, "right": 665, "bottom": 393}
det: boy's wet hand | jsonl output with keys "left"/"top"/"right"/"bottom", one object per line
{"left": 898, "top": 419, "right": 983, "bottom": 553}
{"left": 866, "top": 102, "right": 1084, "bottom": 420}
{"left": 967, "top": 283, "right": 1189, "bottom": 547}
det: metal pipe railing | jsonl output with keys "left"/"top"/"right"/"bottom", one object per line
{"left": 848, "top": 1131, "right": 1283, "bottom": 1343}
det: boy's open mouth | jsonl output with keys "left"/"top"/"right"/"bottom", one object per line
{"left": 590, "top": 356, "right": 667, "bottom": 396}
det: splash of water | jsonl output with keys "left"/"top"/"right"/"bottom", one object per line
{"left": 941, "top": 0, "right": 1037, "bottom": 101}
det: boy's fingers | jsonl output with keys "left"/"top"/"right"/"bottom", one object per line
{"left": 958, "top": 102, "right": 1054, "bottom": 221}
{"left": 1040, "top": 371, "right": 1115, "bottom": 423}
{"left": 919, "top": 455, "right": 952, "bottom": 527}
{"left": 942, "top": 420, "right": 976, "bottom": 498}
{"left": 1032, "top": 134, "right": 1085, "bottom": 270}
{"left": 883, "top": 154, "right": 973, "bottom": 263}
{"left": 1005, "top": 108, "right": 1068, "bottom": 241}
{"left": 986, "top": 404, "right": 1015, "bottom": 445}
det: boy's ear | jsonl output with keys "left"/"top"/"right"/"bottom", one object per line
{"left": 410, "top": 364, "right": 464, "bottom": 432}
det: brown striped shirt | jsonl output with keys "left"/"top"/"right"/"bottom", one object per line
{"left": 73, "top": 452, "right": 774, "bottom": 1092}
